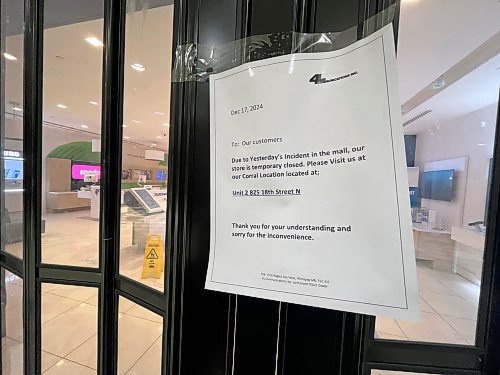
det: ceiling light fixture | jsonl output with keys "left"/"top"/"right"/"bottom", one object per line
{"left": 81, "top": 125, "right": 89, "bottom": 129}
{"left": 154, "top": 111, "right": 165, "bottom": 115}
{"left": 122, "top": 125, "right": 127, "bottom": 128}
{"left": 3, "top": 52, "right": 18, "bottom": 61}
{"left": 478, "top": 143, "right": 486, "bottom": 146}
{"left": 163, "top": 123, "right": 169, "bottom": 127}
{"left": 151, "top": 143, "right": 157, "bottom": 147}
{"left": 131, "top": 120, "right": 142, "bottom": 124}
{"left": 124, "top": 136, "right": 130, "bottom": 139}
{"left": 56, "top": 104, "right": 67, "bottom": 109}
{"left": 85, "top": 37, "right": 104, "bottom": 47}
{"left": 156, "top": 135, "right": 162, "bottom": 139}
{"left": 89, "top": 101, "right": 99, "bottom": 106}
{"left": 131, "top": 63, "right": 146, "bottom": 72}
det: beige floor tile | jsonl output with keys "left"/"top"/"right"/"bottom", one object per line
{"left": 374, "top": 317, "right": 405, "bottom": 338}
{"left": 4, "top": 278, "right": 23, "bottom": 307}
{"left": 42, "top": 293, "right": 81, "bottom": 324}
{"left": 465, "top": 297, "right": 480, "bottom": 307}
{"left": 419, "top": 297, "right": 435, "bottom": 313}
{"left": 48, "top": 284, "right": 98, "bottom": 303}
{"left": 42, "top": 351, "right": 64, "bottom": 372}
{"left": 42, "top": 283, "right": 63, "bottom": 292}
{"left": 117, "top": 314, "right": 162, "bottom": 375}
{"left": 125, "top": 337, "right": 162, "bottom": 375}
{"left": 84, "top": 295, "right": 136, "bottom": 313}
{"left": 43, "top": 358, "right": 96, "bottom": 375}
{"left": 422, "top": 292, "right": 478, "bottom": 320}
{"left": 42, "top": 303, "right": 98, "bottom": 357}
{"left": 125, "top": 304, "right": 163, "bottom": 324}
{"left": 5, "top": 301, "right": 24, "bottom": 340}
{"left": 66, "top": 334, "right": 97, "bottom": 370}
{"left": 2, "top": 337, "right": 23, "bottom": 375}
{"left": 396, "top": 312, "right": 468, "bottom": 344}
{"left": 375, "top": 332, "right": 408, "bottom": 341}
{"left": 442, "top": 315, "right": 477, "bottom": 343}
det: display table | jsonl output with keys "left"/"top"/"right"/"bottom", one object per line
{"left": 77, "top": 186, "right": 100, "bottom": 219}
{"left": 46, "top": 191, "right": 90, "bottom": 212}
{"left": 412, "top": 223, "right": 454, "bottom": 271}
{"left": 451, "top": 226, "right": 485, "bottom": 285}
{"left": 122, "top": 190, "right": 167, "bottom": 251}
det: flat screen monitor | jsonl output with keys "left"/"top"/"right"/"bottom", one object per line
{"left": 420, "top": 169, "right": 455, "bottom": 202}
{"left": 72, "top": 164, "right": 101, "bottom": 180}
{"left": 130, "top": 188, "right": 164, "bottom": 214}
{"left": 4, "top": 158, "right": 23, "bottom": 180}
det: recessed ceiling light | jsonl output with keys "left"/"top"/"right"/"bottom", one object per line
{"left": 151, "top": 143, "right": 157, "bottom": 147}
{"left": 85, "top": 37, "right": 104, "bottom": 47}
{"left": 131, "top": 120, "right": 142, "bottom": 124}
{"left": 163, "top": 123, "right": 169, "bottom": 127}
{"left": 124, "top": 136, "right": 130, "bottom": 139}
{"left": 431, "top": 75, "right": 446, "bottom": 90}
{"left": 131, "top": 63, "right": 145, "bottom": 72}
{"left": 12, "top": 106, "right": 23, "bottom": 111}
{"left": 81, "top": 125, "right": 89, "bottom": 129}
{"left": 478, "top": 143, "right": 486, "bottom": 146}
{"left": 154, "top": 111, "right": 165, "bottom": 115}
{"left": 56, "top": 104, "right": 67, "bottom": 109}
{"left": 89, "top": 101, "right": 99, "bottom": 106}
{"left": 156, "top": 135, "right": 162, "bottom": 139}
{"left": 3, "top": 53, "right": 18, "bottom": 61}
{"left": 122, "top": 124, "right": 127, "bottom": 128}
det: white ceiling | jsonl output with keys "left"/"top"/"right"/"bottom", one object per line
{"left": 4, "top": 1, "right": 500, "bottom": 141}
{"left": 397, "top": 0, "right": 500, "bottom": 134}
{"left": 4, "top": 5, "right": 173, "bottom": 150}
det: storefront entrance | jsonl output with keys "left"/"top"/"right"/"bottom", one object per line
{"left": 1, "top": 0, "right": 500, "bottom": 374}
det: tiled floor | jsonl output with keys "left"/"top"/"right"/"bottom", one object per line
{"left": 375, "top": 261, "right": 480, "bottom": 345}
{"left": 5, "top": 210, "right": 165, "bottom": 292}
{"left": 2, "top": 209, "right": 482, "bottom": 373}
{"left": 1, "top": 274, "right": 163, "bottom": 374}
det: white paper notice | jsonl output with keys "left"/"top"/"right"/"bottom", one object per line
{"left": 206, "top": 25, "right": 419, "bottom": 320}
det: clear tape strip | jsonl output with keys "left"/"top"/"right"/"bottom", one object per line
{"left": 172, "top": 4, "right": 395, "bottom": 82}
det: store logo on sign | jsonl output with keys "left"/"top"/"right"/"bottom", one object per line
{"left": 309, "top": 71, "right": 358, "bottom": 85}
{"left": 3, "top": 150, "right": 21, "bottom": 157}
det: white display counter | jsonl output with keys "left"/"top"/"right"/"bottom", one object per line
{"left": 77, "top": 185, "right": 101, "bottom": 219}
{"left": 451, "top": 226, "right": 485, "bottom": 285}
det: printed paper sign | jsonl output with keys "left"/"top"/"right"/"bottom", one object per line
{"left": 206, "top": 25, "right": 419, "bottom": 319}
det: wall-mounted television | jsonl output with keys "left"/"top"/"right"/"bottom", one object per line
{"left": 420, "top": 169, "right": 455, "bottom": 202}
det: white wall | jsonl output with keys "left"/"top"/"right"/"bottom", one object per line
{"left": 415, "top": 103, "right": 497, "bottom": 229}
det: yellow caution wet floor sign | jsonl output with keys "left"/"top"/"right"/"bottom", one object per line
{"left": 141, "top": 234, "right": 165, "bottom": 279}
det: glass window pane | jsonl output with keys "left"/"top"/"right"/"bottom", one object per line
{"left": 42, "top": 284, "right": 98, "bottom": 374}
{"left": 118, "top": 297, "right": 163, "bottom": 374}
{"left": 2, "top": 0, "right": 25, "bottom": 259}
{"left": 119, "top": 2, "right": 174, "bottom": 292}
{"left": 1, "top": 270, "right": 23, "bottom": 374}
{"left": 41, "top": 0, "right": 104, "bottom": 267}
{"left": 375, "top": 0, "right": 500, "bottom": 345}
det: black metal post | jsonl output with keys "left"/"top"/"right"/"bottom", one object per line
{"left": 23, "top": 0, "right": 43, "bottom": 372}
{"left": 98, "top": 0, "right": 126, "bottom": 373}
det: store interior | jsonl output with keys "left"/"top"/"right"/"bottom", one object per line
{"left": 2, "top": 0, "right": 500, "bottom": 373}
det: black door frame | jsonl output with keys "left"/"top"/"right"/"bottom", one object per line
{"left": 1, "top": 0, "right": 500, "bottom": 374}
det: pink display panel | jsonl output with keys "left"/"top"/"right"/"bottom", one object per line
{"left": 71, "top": 164, "right": 101, "bottom": 180}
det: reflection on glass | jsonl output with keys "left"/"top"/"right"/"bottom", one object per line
{"left": 374, "top": 0, "right": 500, "bottom": 345}
{"left": 40, "top": 0, "right": 104, "bottom": 267}
{"left": 2, "top": 0, "right": 25, "bottom": 259}
{"left": 118, "top": 297, "right": 163, "bottom": 374}
{"left": 41, "top": 284, "right": 98, "bottom": 374}
{"left": 119, "top": 2, "right": 174, "bottom": 292}
{"left": 1, "top": 270, "right": 23, "bottom": 374}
